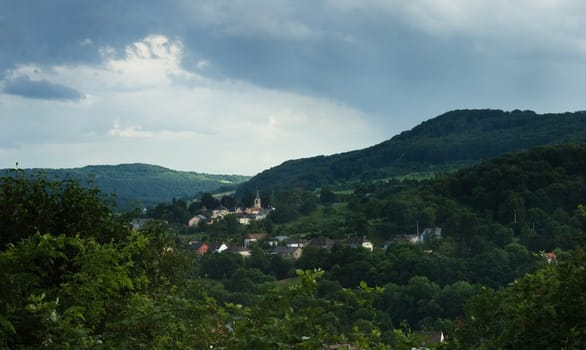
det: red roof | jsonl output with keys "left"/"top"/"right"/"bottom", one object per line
{"left": 544, "top": 252, "right": 557, "bottom": 262}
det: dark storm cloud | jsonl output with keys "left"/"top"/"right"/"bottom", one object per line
{"left": 0, "top": 1, "right": 176, "bottom": 72}
{"left": 0, "top": 0, "right": 468, "bottom": 117}
{"left": 1, "top": 0, "right": 585, "bottom": 146}
{"left": 2, "top": 75, "right": 84, "bottom": 101}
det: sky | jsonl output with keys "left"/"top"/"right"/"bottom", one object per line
{"left": 1, "top": 1, "right": 586, "bottom": 175}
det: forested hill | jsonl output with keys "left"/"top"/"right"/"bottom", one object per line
{"left": 240, "top": 109, "right": 586, "bottom": 194}
{"left": 1, "top": 163, "right": 249, "bottom": 209}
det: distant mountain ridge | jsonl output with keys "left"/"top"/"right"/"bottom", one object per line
{"left": 1, "top": 163, "right": 250, "bottom": 209}
{"left": 239, "top": 109, "right": 586, "bottom": 194}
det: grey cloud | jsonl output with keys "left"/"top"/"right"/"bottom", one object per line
{"left": 0, "top": 1, "right": 171, "bottom": 72}
{"left": 1, "top": 0, "right": 584, "bottom": 127}
{"left": 2, "top": 75, "right": 84, "bottom": 101}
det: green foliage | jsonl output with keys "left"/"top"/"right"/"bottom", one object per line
{"left": 452, "top": 251, "right": 586, "bottom": 349}
{"left": 0, "top": 228, "right": 224, "bottom": 349}
{"left": 5, "top": 140, "right": 586, "bottom": 348}
{"left": 0, "top": 233, "right": 118, "bottom": 346}
{"left": 147, "top": 197, "right": 191, "bottom": 225}
{"left": 0, "top": 174, "right": 226, "bottom": 348}
{"left": 275, "top": 202, "right": 352, "bottom": 238}
{"left": 270, "top": 188, "right": 319, "bottom": 223}
{"left": 199, "top": 251, "right": 243, "bottom": 280}
{"left": 227, "top": 144, "right": 583, "bottom": 336}
{"left": 221, "top": 194, "right": 237, "bottom": 209}
{"left": 320, "top": 186, "right": 337, "bottom": 205}
{"left": 0, "top": 171, "right": 128, "bottom": 247}
{"left": 221, "top": 269, "right": 417, "bottom": 349}
{"left": 200, "top": 192, "right": 220, "bottom": 210}
{"left": 378, "top": 277, "right": 482, "bottom": 330}
{"left": 106, "top": 283, "right": 223, "bottom": 349}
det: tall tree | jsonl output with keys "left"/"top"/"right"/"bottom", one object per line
{"left": 453, "top": 251, "right": 586, "bottom": 349}
{"left": 200, "top": 192, "right": 219, "bottom": 210}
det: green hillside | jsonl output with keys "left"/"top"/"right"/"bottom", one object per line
{"left": 2, "top": 143, "right": 586, "bottom": 348}
{"left": 1, "top": 163, "right": 249, "bottom": 209}
{"left": 240, "top": 109, "right": 586, "bottom": 194}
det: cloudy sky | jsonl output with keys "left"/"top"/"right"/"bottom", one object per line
{"left": 1, "top": 1, "right": 586, "bottom": 175}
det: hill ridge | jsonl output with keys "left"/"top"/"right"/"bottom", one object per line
{"left": 239, "top": 109, "right": 586, "bottom": 195}
{"left": 1, "top": 163, "right": 250, "bottom": 209}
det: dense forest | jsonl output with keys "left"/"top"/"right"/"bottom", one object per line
{"left": 0, "top": 171, "right": 419, "bottom": 349}
{"left": 2, "top": 144, "right": 586, "bottom": 348}
{"left": 240, "top": 109, "right": 586, "bottom": 194}
{"left": 0, "top": 163, "right": 249, "bottom": 209}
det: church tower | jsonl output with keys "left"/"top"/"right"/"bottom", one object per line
{"left": 254, "top": 188, "right": 262, "bottom": 209}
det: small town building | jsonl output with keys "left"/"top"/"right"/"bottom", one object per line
{"left": 209, "top": 241, "right": 229, "bottom": 253}
{"left": 270, "top": 246, "right": 303, "bottom": 260}
{"left": 230, "top": 246, "right": 252, "bottom": 257}
{"left": 238, "top": 217, "right": 251, "bottom": 225}
{"left": 543, "top": 252, "right": 557, "bottom": 263}
{"left": 308, "top": 237, "right": 335, "bottom": 250}
{"left": 419, "top": 227, "right": 442, "bottom": 243}
{"left": 346, "top": 236, "right": 374, "bottom": 251}
{"left": 211, "top": 205, "right": 230, "bottom": 219}
{"left": 286, "top": 238, "right": 307, "bottom": 248}
{"left": 244, "top": 233, "right": 268, "bottom": 247}
{"left": 188, "top": 214, "right": 207, "bottom": 227}
{"left": 188, "top": 241, "right": 209, "bottom": 256}
{"left": 130, "top": 218, "right": 156, "bottom": 230}
{"left": 389, "top": 234, "right": 420, "bottom": 244}
{"left": 268, "top": 235, "right": 290, "bottom": 247}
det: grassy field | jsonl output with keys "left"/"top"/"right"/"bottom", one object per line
{"left": 274, "top": 202, "right": 352, "bottom": 239}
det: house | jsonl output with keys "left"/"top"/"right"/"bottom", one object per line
{"left": 188, "top": 241, "right": 209, "bottom": 256}
{"left": 413, "top": 331, "right": 444, "bottom": 349}
{"left": 230, "top": 246, "right": 252, "bottom": 257}
{"left": 268, "top": 235, "right": 293, "bottom": 247}
{"left": 419, "top": 227, "right": 442, "bottom": 243}
{"left": 238, "top": 216, "right": 251, "bottom": 225}
{"left": 243, "top": 233, "right": 267, "bottom": 247}
{"left": 270, "top": 246, "right": 303, "bottom": 260}
{"left": 382, "top": 240, "right": 393, "bottom": 250}
{"left": 188, "top": 214, "right": 207, "bottom": 227}
{"left": 384, "top": 229, "right": 441, "bottom": 247}
{"left": 308, "top": 237, "right": 335, "bottom": 250}
{"left": 389, "top": 233, "right": 420, "bottom": 244}
{"left": 130, "top": 218, "right": 156, "bottom": 230}
{"left": 346, "top": 236, "right": 374, "bottom": 251}
{"left": 543, "top": 252, "right": 557, "bottom": 263}
{"left": 209, "top": 241, "right": 229, "bottom": 253}
{"left": 211, "top": 205, "right": 230, "bottom": 219}
{"left": 251, "top": 210, "right": 270, "bottom": 220}
{"left": 286, "top": 238, "right": 307, "bottom": 248}
{"left": 274, "top": 235, "right": 290, "bottom": 243}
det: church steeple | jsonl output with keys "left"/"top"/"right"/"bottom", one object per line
{"left": 254, "top": 188, "right": 261, "bottom": 209}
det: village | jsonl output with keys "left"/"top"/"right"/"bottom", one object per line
{"left": 180, "top": 189, "right": 444, "bottom": 259}
{"left": 187, "top": 189, "right": 272, "bottom": 227}
{"left": 130, "top": 189, "right": 560, "bottom": 269}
